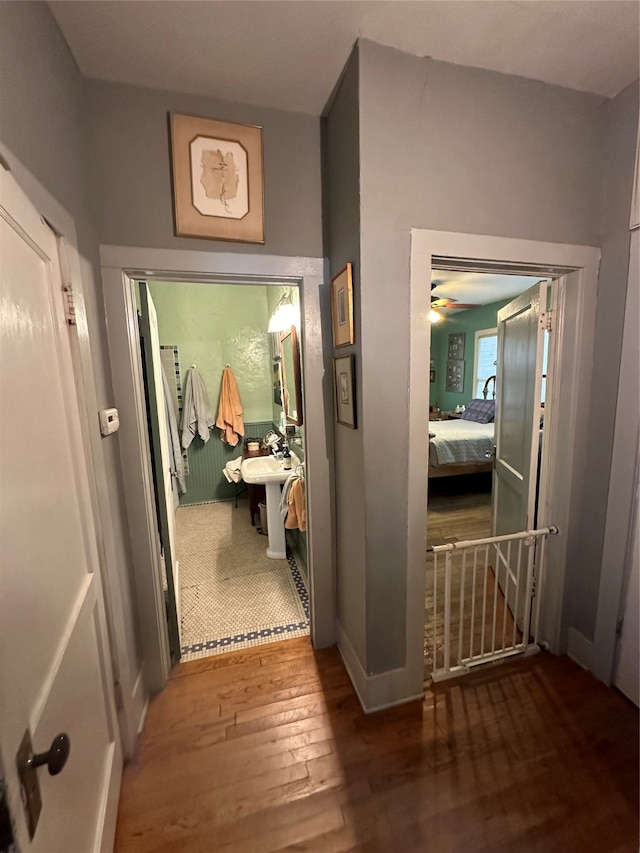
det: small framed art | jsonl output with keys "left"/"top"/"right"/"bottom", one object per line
{"left": 333, "top": 354, "right": 356, "bottom": 428}
{"left": 446, "top": 359, "right": 465, "bottom": 393}
{"left": 169, "top": 112, "right": 264, "bottom": 244}
{"left": 330, "top": 263, "right": 354, "bottom": 348}
{"left": 447, "top": 332, "right": 465, "bottom": 360}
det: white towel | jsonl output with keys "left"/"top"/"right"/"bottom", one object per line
{"left": 279, "top": 472, "right": 299, "bottom": 521}
{"left": 223, "top": 456, "right": 243, "bottom": 484}
{"left": 181, "top": 367, "right": 215, "bottom": 449}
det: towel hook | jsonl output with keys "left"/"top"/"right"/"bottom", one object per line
{"left": 225, "top": 362, "right": 231, "bottom": 368}
{"left": 190, "top": 363, "right": 197, "bottom": 369}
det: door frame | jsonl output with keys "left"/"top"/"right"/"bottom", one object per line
{"left": 100, "top": 245, "right": 333, "bottom": 693}
{"left": 408, "top": 230, "right": 600, "bottom": 691}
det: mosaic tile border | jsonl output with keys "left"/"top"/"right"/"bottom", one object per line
{"left": 180, "top": 548, "right": 309, "bottom": 658}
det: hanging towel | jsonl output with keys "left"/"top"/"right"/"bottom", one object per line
{"left": 279, "top": 472, "right": 299, "bottom": 521}
{"left": 216, "top": 366, "right": 244, "bottom": 447}
{"left": 161, "top": 364, "right": 186, "bottom": 498}
{"left": 222, "top": 456, "right": 243, "bottom": 484}
{"left": 285, "top": 478, "right": 307, "bottom": 532}
{"left": 181, "top": 367, "right": 215, "bottom": 449}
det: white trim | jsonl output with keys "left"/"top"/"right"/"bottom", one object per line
{"left": 593, "top": 228, "right": 639, "bottom": 684}
{"left": 567, "top": 628, "right": 594, "bottom": 670}
{"left": 473, "top": 326, "right": 498, "bottom": 399}
{"left": 410, "top": 230, "right": 600, "bottom": 692}
{"left": 337, "top": 624, "right": 423, "bottom": 714}
{"left": 100, "top": 245, "right": 334, "bottom": 695}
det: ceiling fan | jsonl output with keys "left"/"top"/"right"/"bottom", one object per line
{"left": 430, "top": 279, "right": 480, "bottom": 311}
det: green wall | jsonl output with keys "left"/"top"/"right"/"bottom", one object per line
{"left": 149, "top": 280, "right": 274, "bottom": 422}
{"left": 430, "top": 298, "right": 510, "bottom": 412}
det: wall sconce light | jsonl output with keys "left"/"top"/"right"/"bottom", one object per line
{"left": 268, "top": 291, "right": 299, "bottom": 332}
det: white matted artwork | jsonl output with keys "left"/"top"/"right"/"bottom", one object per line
{"left": 170, "top": 113, "right": 264, "bottom": 244}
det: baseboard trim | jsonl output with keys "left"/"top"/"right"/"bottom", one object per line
{"left": 337, "top": 624, "right": 424, "bottom": 714}
{"left": 567, "top": 627, "right": 594, "bottom": 671}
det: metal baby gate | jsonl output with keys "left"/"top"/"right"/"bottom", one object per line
{"left": 428, "top": 526, "right": 558, "bottom": 682}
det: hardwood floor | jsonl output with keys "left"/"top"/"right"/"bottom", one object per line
{"left": 427, "top": 473, "right": 493, "bottom": 548}
{"left": 115, "top": 637, "right": 639, "bottom": 852}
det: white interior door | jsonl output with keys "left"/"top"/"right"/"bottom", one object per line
{"left": 139, "top": 283, "right": 181, "bottom": 659}
{"left": 492, "top": 282, "right": 548, "bottom": 620}
{"left": 0, "top": 170, "right": 121, "bottom": 851}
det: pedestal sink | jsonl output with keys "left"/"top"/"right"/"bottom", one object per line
{"left": 240, "top": 454, "right": 298, "bottom": 559}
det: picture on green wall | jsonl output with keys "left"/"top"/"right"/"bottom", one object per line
{"left": 446, "top": 359, "right": 465, "bottom": 393}
{"left": 447, "top": 333, "right": 465, "bottom": 360}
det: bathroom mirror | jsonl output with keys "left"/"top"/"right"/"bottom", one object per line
{"left": 280, "top": 325, "right": 303, "bottom": 426}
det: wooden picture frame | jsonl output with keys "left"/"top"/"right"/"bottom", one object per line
{"left": 169, "top": 112, "right": 265, "bottom": 244}
{"left": 446, "top": 359, "right": 465, "bottom": 393}
{"left": 333, "top": 355, "right": 356, "bottom": 428}
{"left": 330, "top": 263, "right": 354, "bottom": 348}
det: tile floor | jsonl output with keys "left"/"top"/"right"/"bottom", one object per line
{"left": 176, "top": 500, "right": 309, "bottom": 662}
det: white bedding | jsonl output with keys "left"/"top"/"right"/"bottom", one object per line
{"left": 428, "top": 419, "right": 495, "bottom": 467}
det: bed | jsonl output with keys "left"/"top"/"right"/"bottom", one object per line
{"left": 428, "top": 418, "right": 495, "bottom": 478}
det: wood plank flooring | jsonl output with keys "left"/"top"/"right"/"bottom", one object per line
{"left": 115, "top": 637, "right": 639, "bottom": 852}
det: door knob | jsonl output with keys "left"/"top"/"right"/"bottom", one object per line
{"left": 16, "top": 729, "right": 71, "bottom": 838}
{"left": 31, "top": 733, "right": 71, "bottom": 776}
{"left": 485, "top": 446, "right": 496, "bottom": 460}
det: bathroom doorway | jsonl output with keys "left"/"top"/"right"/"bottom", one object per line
{"left": 137, "top": 277, "right": 309, "bottom": 663}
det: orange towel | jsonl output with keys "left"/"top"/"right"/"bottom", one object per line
{"left": 285, "top": 478, "right": 307, "bottom": 532}
{"left": 215, "top": 367, "right": 244, "bottom": 446}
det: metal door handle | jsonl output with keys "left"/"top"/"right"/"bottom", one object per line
{"left": 485, "top": 446, "right": 496, "bottom": 460}
{"left": 16, "top": 729, "right": 72, "bottom": 838}
{"left": 31, "top": 733, "right": 70, "bottom": 776}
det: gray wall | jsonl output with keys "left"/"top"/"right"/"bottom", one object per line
{"left": 83, "top": 78, "right": 323, "bottom": 258}
{"left": 566, "top": 79, "right": 639, "bottom": 640}
{"left": 356, "top": 39, "right": 612, "bottom": 674}
{"left": 0, "top": 2, "right": 141, "bottom": 687}
{"left": 322, "top": 52, "right": 367, "bottom": 666}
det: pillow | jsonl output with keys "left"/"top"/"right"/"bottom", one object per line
{"left": 460, "top": 398, "right": 495, "bottom": 423}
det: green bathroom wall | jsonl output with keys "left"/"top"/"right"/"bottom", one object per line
{"left": 147, "top": 280, "right": 274, "bottom": 503}
{"left": 430, "top": 298, "right": 511, "bottom": 412}
{"left": 148, "top": 281, "right": 273, "bottom": 421}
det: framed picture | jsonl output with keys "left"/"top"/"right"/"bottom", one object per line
{"left": 446, "top": 359, "right": 465, "bottom": 393}
{"left": 169, "top": 112, "right": 265, "bottom": 244}
{"left": 333, "top": 355, "right": 356, "bottom": 428}
{"left": 447, "top": 332, "right": 465, "bottom": 360}
{"left": 330, "top": 263, "right": 354, "bottom": 348}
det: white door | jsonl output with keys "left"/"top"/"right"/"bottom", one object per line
{"left": 139, "top": 283, "right": 181, "bottom": 659}
{"left": 0, "top": 171, "right": 121, "bottom": 850}
{"left": 492, "top": 282, "right": 548, "bottom": 619}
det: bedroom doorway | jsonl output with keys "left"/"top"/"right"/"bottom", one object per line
{"left": 425, "top": 269, "right": 552, "bottom": 675}
{"left": 409, "top": 231, "right": 600, "bottom": 691}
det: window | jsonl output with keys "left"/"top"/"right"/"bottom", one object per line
{"left": 474, "top": 328, "right": 497, "bottom": 398}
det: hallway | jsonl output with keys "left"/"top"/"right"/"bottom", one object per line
{"left": 115, "top": 637, "right": 638, "bottom": 852}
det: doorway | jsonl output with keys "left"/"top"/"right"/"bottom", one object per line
{"left": 425, "top": 269, "right": 555, "bottom": 677}
{"left": 136, "top": 278, "right": 310, "bottom": 664}
{"left": 101, "top": 246, "right": 333, "bottom": 694}
{"left": 406, "top": 230, "right": 601, "bottom": 694}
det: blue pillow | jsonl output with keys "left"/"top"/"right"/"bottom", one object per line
{"left": 461, "top": 398, "right": 495, "bottom": 423}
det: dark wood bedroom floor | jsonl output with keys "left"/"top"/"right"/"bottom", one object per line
{"left": 427, "top": 472, "right": 493, "bottom": 548}
{"left": 114, "top": 637, "right": 639, "bottom": 852}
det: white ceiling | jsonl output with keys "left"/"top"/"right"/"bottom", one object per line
{"left": 431, "top": 270, "right": 541, "bottom": 312}
{"left": 49, "top": 1, "right": 639, "bottom": 116}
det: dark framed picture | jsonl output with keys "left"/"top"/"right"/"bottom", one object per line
{"left": 333, "top": 354, "right": 356, "bottom": 428}
{"left": 447, "top": 333, "right": 465, "bottom": 360}
{"left": 330, "top": 263, "right": 354, "bottom": 348}
{"left": 169, "top": 112, "right": 264, "bottom": 243}
{"left": 446, "top": 359, "right": 465, "bottom": 393}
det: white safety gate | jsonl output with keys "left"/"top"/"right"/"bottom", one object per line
{"left": 429, "top": 527, "right": 557, "bottom": 682}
